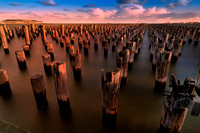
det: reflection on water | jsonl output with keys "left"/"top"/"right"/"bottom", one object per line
{"left": 0, "top": 25, "right": 200, "bottom": 133}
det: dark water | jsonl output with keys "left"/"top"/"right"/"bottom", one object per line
{"left": 0, "top": 26, "right": 200, "bottom": 133}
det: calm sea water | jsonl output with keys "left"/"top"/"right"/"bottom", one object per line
{"left": 0, "top": 25, "right": 200, "bottom": 133}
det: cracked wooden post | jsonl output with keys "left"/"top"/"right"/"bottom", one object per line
{"left": 101, "top": 68, "right": 122, "bottom": 124}
{"left": 83, "top": 40, "right": 89, "bottom": 55}
{"left": 42, "top": 54, "right": 52, "bottom": 74}
{"left": 72, "top": 46, "right": 81, "bottom": 79}
{"left": 0, "top": 69, "right": 11, "bottom": 97}
{"left": 23, "top": 45, "right": 30, "bottom": 56}
{"left": 46, "top": 44, "right": 54, "bottom": 61}
{"left": 158, "top": 74, "right": 195, "bottom": 133}
{"left": 155, "top": 51, "right": 172, "bottom": 91}
{"left": 23, "top": 25, "right": 30, "bottom": 46}
{"left": 172, "top": 39, "right": 182, "bottom": 62}
{"left": 128, "top": 42, "right": 136, "bottom": 70}
{"left": 121, "top": 49, "right": 130, "bottom": 87}
{"left": 51, "top": 61, "right": 71, "bottom": 115}
{"left": 65, "top": 37, "right": 71, "bottom": 53}
{"left": 0, "top": 25, "right": 9, "bottom": 53}
{"left": 30, "top": 74, "right": 48, "bottom": 109}
{"left": 15, "top": 50, "right": 27, "bottom": 69}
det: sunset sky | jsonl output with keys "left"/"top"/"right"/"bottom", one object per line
{"left": 0, "top": 0, "right": 200, "bottom": 23}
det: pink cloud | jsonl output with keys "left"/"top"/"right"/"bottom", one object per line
{"left": 120, "top": 4, "right": 146, "bottom": 16}
{"left": 147, "top": 6, "right": 170, "bottom": 15}
{"left": 91, "top": 8, "right": 117, "bottom": 19}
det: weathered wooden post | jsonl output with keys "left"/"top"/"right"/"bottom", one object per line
{"left": 112, "top": 41, "right": 116, "bottom": 52}
{"left": 0, "top": 69, "right": 11, "bottom": 97}
{"left": 128, "top": 42, "right": 136, "bottom": 70}
{"left": 61, "top": 25, "right": 65, "bottom": 38}
{"left": 78, "top": 35, "right": 83, "bottom": 49}
{"left": 23, "top": 45, "right": 30, "bottom": 56}
{"left": 80, "top": 24, "right": 83, "bottom": 36}
{"left": 23, "top": 25, "right": 30, "bottom": 46}
{"left": 83, "top": 40, "right": 89, "bottom": 55}
{"left": 155, "top": 51, "right": 172, "bottom": 91}
{"left": 72, "top": 46, "right": 81, "bottom": 79}
{"left": 69, "top": 45, "right": 75, "bottom": 61}
{"left": 42, "top": 54, "right": 52, "bottom": 74}
{"left": 172, "top": 40, "right": 182, "bottom": 62}
{"left": 101, "top": 68, "right": 122, "bottom": 124}
{"left": 152, "top": 44, "right": 165, "bottom": 72}
{"left": 94, "top": 37, "right": 99, "bottom": 50}
{"left": 104, "top": 40, "right": 109, "bottom": 57}
{"left": 15, "top": 50, "right": 27, "bottom": 69}
{"left": 51, "top": 61, "right": 71, "bottom": 114}
{"left": 158, "top": 74, "right": 195, "bottom": 133}
{"left": 65, "top": 37, "right": 70, "bottom": 53}
{"left": 30, "top": 74, "right": 48, "bottom": 109}
{"left": 42, "top": 25, "right": 47, "bottom": 43}
{"left": 121, "top": 49, "right": 130, "bottom": 87}
{"left": 0, "top": 25, "right": 9, "bottom": 53}
{"left": 47, "top": 44, "right": 54, "bottom": 61}
{"left": 60, "top": 38, "right": 64, "bottom": 47}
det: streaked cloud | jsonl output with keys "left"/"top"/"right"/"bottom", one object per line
{"left": 39, "top": 0, "right": 58, "bottom": 6}
{"left": 83, "top": 4, "right": 96, "bottom": 8}
{"left": 63, "top": 8, "right": 72, "bottom": 11}
{"left": 167, "top": 0, "right": 193, "bottom": 8}
{"left": 116, "top": 0, "right": 148, "bottom": 5}
{"left": 9, "top": 2, "right": 21, "bottom": 6}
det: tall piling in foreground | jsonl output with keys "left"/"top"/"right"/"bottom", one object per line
{"left": 0, "top": 25, "right": 9, "bottom": 53}
{"left": 51, "top": 61, "right": 71, "bottom": 115}
{"left": 0, "top": 69, "right": 11, "bottom": 97}
{"left": 42, "top": 54, "right": 52, "bottom": 74}
{"left": 155, "top": 51, "right": 172, "bottom": 91}
{"left": 30, "top": 74, "right": 48, "bottom": 109}
{"left": 158, "top": 74, "right": 195, "bottom": 133}
{"left": 101, "top": 68, "right": 122, "bottom": 124}
{"left": 15, "top": 50, "right": 27, "bottom": 69}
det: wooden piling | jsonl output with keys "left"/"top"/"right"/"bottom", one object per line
{"left": 42, "top": 25, "right": 47, "bottom": 43}
{"left": 104, "top": 40, "right": 109, "bottom": 57}
{"left": 0, "top": 69, "right": 11, "bottom": 97}
{"left": 121, "top": 49, "right": 130, "bottom": 87}
{"left": 0, "top": 25, "right": 9, "bottom": 53}
{"left": 94, "top": 37, "right": 99, "bottom": 50}
{"left": 23, "top": 45, "right": 30, "bottom": 56}
{"left": 51, "top": 61, "right": 71, "bottom": 115}
{"left": 158, "top": 74, "right": 195, "bottom": 133}
{"left": 172, "top": 40, "right": 182, "bottom": 62}
{"left": 101, "top": 68, "right": 122, "bottom": 124}
{"left": 42, "top": 54, "right": 52, "bottom": 74}
{"left": 72, "top": 46, "right": 81, "bottom": 79}
{"left": 83, "top": 40, "right": 89, "bottom": 55}
{"left": 155, "top": 51, "right": 172, "bottom": 91}
{"left": 15, "top": 50, "right": 27, "bottom": 69}
{"left": 65, "top": 37, "right": 70, "bottom": 53}
{"left": 128, "top": 42, "right": 136, "bottom": 70}
{"left": 30, "top": 74, "right": 48, "bottom": 109}
{"left": 46, "top": 44, "right": 54, "bottom": 61}
{"left": 23, "top": 25, "right": 30, "bottom": 46}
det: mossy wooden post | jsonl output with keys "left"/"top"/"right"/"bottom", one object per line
{"left": 172, "top": 40, "right": 183, "bottom": 62}
{"left": 155, "top": 51, "right": 172, "bottom": 91}
{"left": 0, "top": 69, "right": 11, "bottom": 97}
{"left": 47, "top": 44, "right": 54, "bottom": 61}
{"left": 101, "top": 68, "right": 122, "bottom": 124}
{"left": 83, "top": 40, "right": 89, "bottom": 55}
{"left": 42, "top": 54, "right": 52, "bottom": 74}
{"left": 30, "top": 74, "right": 48, "bottom": 109}
{"left": 15, "top": 50, "right": 27, "bottom": 69}
{"left": 23, "top": 25, "right": 30, "bottom": 46}
{"left": 128, "top": 42, "right": 136, "bottom": 70}
{"left": 72, "top": 46, "right": 81, "bottom": 79}
{"left": 51, "top": 61, "right": 71, "bottom": 115}
{"left": 0, "top": 25, "right": 9, "bottom": 53}
{"left": 121, "top": 49, "right": 130, "bottom": 87}
{"left": 23, "top": 45, "right": 30, "bottom": 56}
{"left": 158, "top": 74, "right": 195, "bottom": 133}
